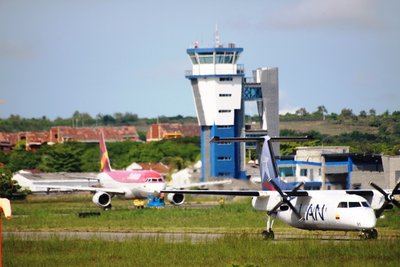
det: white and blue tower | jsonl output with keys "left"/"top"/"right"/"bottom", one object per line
{"left": 186, "top": 41, "right": 247, "bottom": 181}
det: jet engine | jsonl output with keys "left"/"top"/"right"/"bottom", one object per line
{"left": 167, "top": 193, "right": 185, "bottom": 206}
{"left": 92, "top": 191, "right": 112, "bottom": 209}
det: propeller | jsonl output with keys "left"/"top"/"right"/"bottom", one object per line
{"left": 267, "top": 179, "right": 304, "bottom": 220}
{"left": 370, "top": 181, "right": 400, "bottom": 217}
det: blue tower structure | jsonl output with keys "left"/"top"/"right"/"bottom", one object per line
{"left": 186, "top": 42, "right": 247, "bottom": 182}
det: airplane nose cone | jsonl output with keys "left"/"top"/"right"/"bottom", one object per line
{"left": 359, "top": 210, "right": 376, "bottom": 229}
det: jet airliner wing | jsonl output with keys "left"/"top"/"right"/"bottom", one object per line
{"left": 167, "top": 179, "right": 232, "bottom": 190}
{"left": 38, "top": 185, "right": 126, "bottom": 195}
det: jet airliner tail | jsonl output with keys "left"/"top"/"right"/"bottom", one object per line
{"left": 99, "top": 130, "right": 112, "bottom": 172}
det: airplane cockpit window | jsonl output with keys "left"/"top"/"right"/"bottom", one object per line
{"left": 361, "top": 201, "right": 370, "bottom": 207}
{"left": 349, "top": 202, "right": 362, "bottom": 208}
{"left": 145, "top": 178, "right": 164, "bottom": 183}
{"left": 338, "top": 202, "right": 367, "bottom": 208}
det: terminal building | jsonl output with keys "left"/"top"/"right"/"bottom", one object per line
{"left": 185, "top": 38, "right": 279, "bottom": 182}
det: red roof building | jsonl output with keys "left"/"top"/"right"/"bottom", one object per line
{"left": 48, "top": 126, "right": 139, "bottom": 144}
{"left": 0, "top": 126, "right": 140, "bottom": 151}
{"left": 146, "top": 123, "right": 199, "bottom": 142}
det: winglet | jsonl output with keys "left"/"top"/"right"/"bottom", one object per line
{"left": 99, "top": 130, "right": 112, "bottom": 172}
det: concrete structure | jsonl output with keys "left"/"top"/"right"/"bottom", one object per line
{"left": 186, "top": 40, "right": 279, "bottom": 182}
{"left": 379, "top": 155, "right": 400, "bottom": 189}
{"left": 276, "top": 147, "right": 395, "bottom": 190}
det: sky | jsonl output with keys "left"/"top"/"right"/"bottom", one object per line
{"left": 0, "top": 0, "right": 399, "bottom": 119}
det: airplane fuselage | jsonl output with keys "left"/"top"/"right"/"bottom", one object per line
{"left": 253, "top": 191, "right": 376, "bottom": 232}
{"left": 97, "top": 170, "right": 166, "bottom": 199}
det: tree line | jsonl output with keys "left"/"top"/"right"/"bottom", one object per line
{"left": 0, "top": 137, "right": 200, "bottom": 174}
{"left": 0, "top": 112, "right": 198, "bottom": 133}
{"left": 1, "top": 107, "right": 399, "bottom": 197}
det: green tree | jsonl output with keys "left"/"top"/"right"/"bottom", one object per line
{"left": 38, "top": 143, "right": 82, "bottom": 172}
{"left": 7, "top": 150, "right": 41, "bottom": 172}
{"left": 295, "top": 108, "right": 309, "bottom": 117}
{"left": 0, "top": 167, "right": 24, "bottom": 198}
{"left": 369, "top": 109, "right": 376, "bottom": 117}
{"left": 340, "top": 108, "right": 353, "bottom": 118}
{"left": 314, "top": 105, "right": 328, "bottom": 120}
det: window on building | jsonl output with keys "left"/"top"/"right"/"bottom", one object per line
{"left": 215, "top": 52, "right": 234, "bottom": 64}
{"left": 198, "top": 53, "right": 213, "bottom": 64}
{"left": 219, "top": 93, "right": 232, "bottom": 97}
{"left": 188, "top": 53, "right": 198, "bottom": 64}
{"left": 279, "top": 166, "right": 295, "bottom": 177}
{"left": 219, "top": 77, "right": 233, "bottom": 82}
{"left": 300, "top": 169, "right": 308, "bottom": 177}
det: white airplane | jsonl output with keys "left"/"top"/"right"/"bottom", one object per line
{"left": 162, "top": 136, "right": 400, "bottom": 240}
{"left": 42, "top": 130, "right": 230, "bottom": 209}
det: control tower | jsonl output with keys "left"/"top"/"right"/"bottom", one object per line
{"left": 186, "top": 36, "right": 279, "bottom": 182}
{"left": 186, "top": 41, "right": 246, "bottom": 181}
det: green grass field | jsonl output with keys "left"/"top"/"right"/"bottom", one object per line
{"left": 3, "top": 195, "right": 400, "bottom": 266}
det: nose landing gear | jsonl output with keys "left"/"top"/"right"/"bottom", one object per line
{"left": 360, "top": 228, "right": 378, "bottom": 240}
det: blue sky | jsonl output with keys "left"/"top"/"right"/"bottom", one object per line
{"left": 0, "top": 0, "right": 399, "bottom": 119}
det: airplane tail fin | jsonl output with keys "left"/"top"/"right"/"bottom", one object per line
{"left": 99, "top": 130, "right": 112, "bottom": 172}
{"left": 211, "top": 135, "right": 309, "bottom": 191}
{"left": 259, "top": 136, "right": 293, "bottom": 191}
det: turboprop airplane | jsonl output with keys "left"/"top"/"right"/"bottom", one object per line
{"left": 42, "top": 130, "right": 230, "bottom": 209}
{"left": 162, "top": 135, "right": 400, "bottom": 240}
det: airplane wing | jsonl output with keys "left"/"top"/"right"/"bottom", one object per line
{"left": 37, "top": 185, "right": 126, "bottom": 195}
{"left": 167, "top": 179, "right": 232, "bottom": 190}
{"left": 162, "top": 189, "right": 261, "bottom": 196}
{"left": 346, "top": 189, "right": 375, "bottom": 197}
{"left": 162, "top": 189, "right": 308, "bottom": 197}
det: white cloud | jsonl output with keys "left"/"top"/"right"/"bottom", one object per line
{"left": 265, "top": 0, "right": 382, "bottom": 31}
{"left": 279, "top": 90, "right": 300, "bottom": 115}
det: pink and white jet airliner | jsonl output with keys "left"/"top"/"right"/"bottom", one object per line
{"left": 44, "top": 130, "right": 229, "bottom": 209}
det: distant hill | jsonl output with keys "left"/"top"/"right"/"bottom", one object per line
{"left": 280, "top": 120, "right": 379, "bottom": 136}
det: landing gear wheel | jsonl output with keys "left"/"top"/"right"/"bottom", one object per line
{"left": 361, "top": 229, "right": 378, "bottom": 240}
{"left": 262, "top": 230, "right": 275, "bottom": 240}
{"left": 103, "top": 204, "right": 112, "bottom": 211}
{"left": 370, "top": 229, "right": 378, "bottom": 239}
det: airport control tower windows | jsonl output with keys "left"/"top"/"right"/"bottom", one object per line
{"left": 198, "top": 53, "right": 214, "bottom": 64}
{"left": 188, "top": 53, "right": 198, "bottom": 64}
{"left": 216, "top": 52, "right": 234, "bottom": 64}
